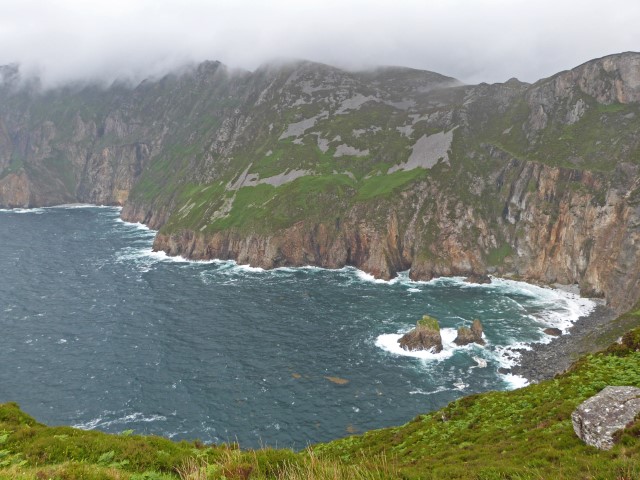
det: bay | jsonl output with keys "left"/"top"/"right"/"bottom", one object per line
{"left": 0, "top": 206, "right": 593, "bottom": 448}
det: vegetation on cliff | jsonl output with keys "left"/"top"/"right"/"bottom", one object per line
{"left": 2, "top": 307, "right": 640, "bottom": 479}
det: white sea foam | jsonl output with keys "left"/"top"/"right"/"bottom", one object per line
{"left": 409, "top": 386, "right": 450, "bottom": 395}
{"left": 372, "top": 275, "right": 595, "bottom": 390}
{"left": 50, "top": 203, "right": 118, "bottom": 210}
{"left": 502, "top": 373, "right": 529, "bottom": 389}
{"left": 272, "top": 265, "right": 328, "bottom": 274}
{"left": 453, "top": 379, "right": 468, "bottom": 391}
{"left": 235, "top": 264, "right": 266, "bottom": 272}
{"left": 472, "top": 356, "right": 487, "bottom": 368}
{"left": 355, "top": 269, "right": 400, "bottom": 284}
{"left": 74, "top": 412, "right": 167, "bottom": 430}
{"left": 488, "top": 278, "right": 595, "bottom": 334}
{"left": 423, "top": 276, "right": 595, "bottom": 334}
{"left": 1, "top": 204, "right": 121, "bottom": 214}
{"left": 0, "top": 207, "right": 46, "bottom": 214}
{"left": 116, "top": 218, "right": 153, "bottom": 232}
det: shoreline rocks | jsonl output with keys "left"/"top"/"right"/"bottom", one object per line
{"left": 398, "top": 315, "right": 443, "bottom": 353}
{"left": 508, "top": 304, "right": 618, "bottom": 382}
{"left": 464, "top": 273, "right": 492, "bottom": 284}
{"left": 543, "top": 327, "right": 562, "bottom": 336}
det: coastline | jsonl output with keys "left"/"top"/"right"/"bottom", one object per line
{"left": 1, "top": 205, "right": 634, "bottom": 386}
{"left": 508, "top": 303, "right": 620, "bottom": 383}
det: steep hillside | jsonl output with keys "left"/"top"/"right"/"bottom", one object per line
{"left": 1, "top": 53, "right": 640, "bottom": 311}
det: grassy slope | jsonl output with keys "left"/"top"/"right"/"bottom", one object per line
{"left": 2, "top": 309, "right": 640, "bottom": 479}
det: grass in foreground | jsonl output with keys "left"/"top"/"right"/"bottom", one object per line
{"left": 2, "top": 320, "right": 640, "bottom": 479}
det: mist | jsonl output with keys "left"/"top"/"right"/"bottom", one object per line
{"left": 1, "top": 0, "right": 638, "bottom": 88}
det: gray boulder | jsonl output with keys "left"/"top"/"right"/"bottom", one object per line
{"left": 572, "top": 385, "right": 640, "bottom": 450}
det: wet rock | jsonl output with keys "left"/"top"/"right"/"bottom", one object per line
{"left": 498, "top": 367, "right": 512, "bottom": 375}
{"left": 471, "top": 319, "right": 484, "bottom": 340}
{"left": 454, "top": 319, "right": 486, "bottom": 346}
{"left": 398, "top": 314, "right": 443, "bottom": 353}
{"left": 572, "top": 386, "right": 640, "bottom": 450}
{"left": 464, "top": 273, "right": 492, "bottom": 284}
{"left": 544, "top": 327, "right": 562, "bottom": 336}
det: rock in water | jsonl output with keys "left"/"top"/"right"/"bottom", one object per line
{"left": 454, "top": 319, "right": 486, "bottom": 346}
{"left": 572, "top": 386, "right": 640, "bottom": 450}
{"left": 398, "top": 315, "right": 443, "bottom": 353}
{"left": 543, "top": 327, "right": 562, "bottom": 336}
{"left": 464, "top": 273, "right": 492, "bottom": 284}
{"left": 471, "top": 319, "right": 485, "bottom": 342}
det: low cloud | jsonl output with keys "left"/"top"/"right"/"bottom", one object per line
{"left": 0, "top": 0, "right": 638, "bottom": 87}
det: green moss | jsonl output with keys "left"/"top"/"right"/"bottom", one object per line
{"left": 486, "top": 244, "right": 514, "bottom": 266}
{"left": 417, "top": 314, "right": 440, "bottom": 331}
{"left": 0, "top": 153, "right": 24, "bottom": 179}
{"left": 160, "top": 167, "right": 434, "bottom": 235}
{"left": 355, "top": 169, "right": 428, "bottom": 201}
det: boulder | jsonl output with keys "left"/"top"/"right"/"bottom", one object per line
{"left": 544, "top": 327, "right": 562, "bottom": 336}
{"left": 464, "top": 273, "right": 492, "bottom": 284}
{"left": 398, "top": 315, "right": 443, "bottom": 353}
{"left": 454, "top": 319, "right": 486, "bottom": 346}
{"left": 572, "top": 386, "right": 640, "bottom": 450}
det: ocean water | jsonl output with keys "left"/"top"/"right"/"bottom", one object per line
{"left": 0, "top": 206, "right": 594, "bottom": 448}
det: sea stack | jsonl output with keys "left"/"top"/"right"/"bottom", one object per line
{"left": 398, "top": 314, "right": 443, "bottom": 353}
{"left": 454, "top": 319, "right": 486, "bottom": 346}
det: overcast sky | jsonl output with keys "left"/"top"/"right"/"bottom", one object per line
{"left": 1, "top": 0, "right": 638, "bottom": 87}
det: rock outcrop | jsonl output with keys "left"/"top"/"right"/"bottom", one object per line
{"left": 398, "top": 315, "right": 443, "bottom": 353}
{"left": 572, "top": 386, "right": 640, "bottom": 450}
{"left": 454, "top": 319, "right": 486, "bottom": 346}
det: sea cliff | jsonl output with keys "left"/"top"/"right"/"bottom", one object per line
{"left": 2, "top": 53, "right": 640, "bottom": 311}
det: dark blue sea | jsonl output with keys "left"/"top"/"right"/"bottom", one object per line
{"left": 0, "top": 206, "right": 593, "bottom": 448}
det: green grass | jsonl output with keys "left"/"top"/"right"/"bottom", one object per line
{"left": 0, "top": 153, "right": 24, "bottom": 180}
{"left": 484, "top": 96, "right": 640, "bottom": 172}
{"left": 44, "top": 151, "right": 77, "bottom": 195}
{"left": 417, "top": 314, "right": 440, "bottom": 330}
{"left": 355, "top": 169, "right": 428, "bottom": 201}
{"left": 486, "top": 244, "right": 514, "bottom": 267}
{"left": 160, "top": 167, "right": 434, "bottom": 235}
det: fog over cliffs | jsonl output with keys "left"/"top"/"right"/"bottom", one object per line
{"left": 0, "top": 0, "right": 639, "bottom": 87}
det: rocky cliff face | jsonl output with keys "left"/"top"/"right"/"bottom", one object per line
{"left": 2, "top": 53, "right": 640, "bottom": 312}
